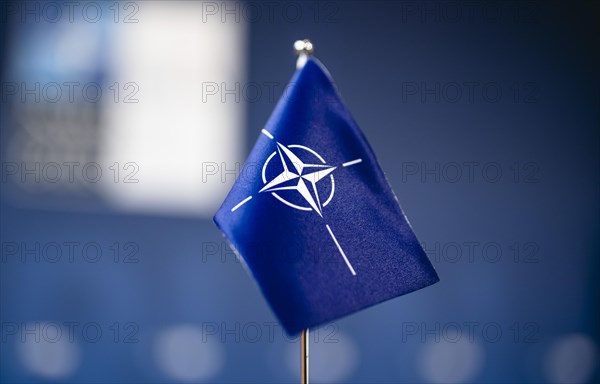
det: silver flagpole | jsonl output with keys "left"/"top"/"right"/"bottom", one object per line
{"left": 293, "top": 39, "right": 313, "bottom": 384}
{"left": 301, "top": 328, "right": 309, "bottom": 384}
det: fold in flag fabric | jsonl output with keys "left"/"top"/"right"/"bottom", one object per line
{"left": 214, "top": 57, "right": 439, "bottom": 335}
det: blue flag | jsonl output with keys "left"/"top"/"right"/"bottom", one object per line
{"left": 214, "top": 57, "right": 439, "bottom": 335}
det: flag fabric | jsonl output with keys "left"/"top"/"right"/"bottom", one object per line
{"left": 214, "top": 57, "right": 439, "bottom": 335}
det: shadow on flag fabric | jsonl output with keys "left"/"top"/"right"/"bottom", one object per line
{"left": 214, "top": 57, "right": 439, "bottom": 335}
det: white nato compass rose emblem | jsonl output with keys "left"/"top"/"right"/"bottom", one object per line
{"left": 259, "top": 141, "right": 335, "bottom": 217}
{"left": 229, "top": 129, "right": 364, "bottom": 275}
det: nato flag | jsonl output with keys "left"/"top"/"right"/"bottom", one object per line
{"left": 214, "top": 57, "right": 439, "bottom": 335}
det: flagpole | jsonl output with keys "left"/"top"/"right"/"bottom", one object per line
{"left": 301, "top": 328, "right": 309, "bottom": 384}
{"left": 294, "top": 39, "right": 313, "bottom": 384}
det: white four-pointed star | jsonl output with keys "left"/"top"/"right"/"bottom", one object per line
{"left": 259, "top": 143, "right": 336, "bottom": 217}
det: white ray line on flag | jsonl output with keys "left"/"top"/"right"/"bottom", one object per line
{"left": 342, "top": 158, "right": 362, "bottom": 167}
{"left": 261, "top": 129, "right": 274, "bottom": 139}
{"left": 231, "top": 196, "right": 252, "bottom": 212}
{"left": 326, "top": 224, "right": 357, "bottom": 276}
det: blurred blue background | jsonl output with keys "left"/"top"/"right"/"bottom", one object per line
{"left": 1, "top": 1, "right": 598, "bottom": 383}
